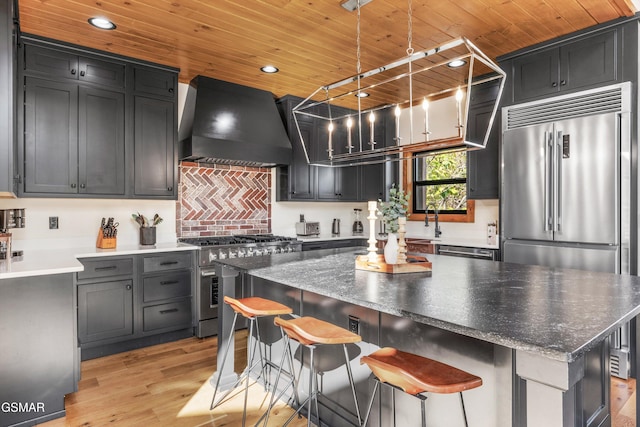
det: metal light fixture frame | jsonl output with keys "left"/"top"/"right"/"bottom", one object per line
{"left": 292, "top": 37, "right": 506, "bottom": 167}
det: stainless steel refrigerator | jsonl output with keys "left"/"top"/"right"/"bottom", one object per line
{"left": 502, "top": 82, "right": 632, "bottom": 377}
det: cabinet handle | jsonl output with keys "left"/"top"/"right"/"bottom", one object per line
{"left": 80, "top": 183, "right": 86, "bottom": 189}
{"left": 71, "top": 183, "right": 77, "bottom": 188}
{"left": 160, "top": 280, "right": 179, "bottom": 286}
{"left": 551, "top": 82, "right": 558, "bottom": 87}
{"left": 167, "top": 186, "right": 173, "bottom": 191}
{"left": 160, "top": 261, "right": 179, "bottom": 266}
{"left": 80, "top": 70, "right": 85, "bottom": 77}
{"left": 168, "top": 88, "right": 174, "bottom": 93}
{"left": 160, "top": 308, "right": 179, "bottom": 314}
{"left": 95, "top": 265, "right": 117, "bottom": 271}
{"left": 560, "top": 80, "right": 567, "bottom": 86}
{"left": 126, "top": 284, "right": 132, "bottom": 290}
{"left": 70, "top": 69, "right": 76, "bottom": 75}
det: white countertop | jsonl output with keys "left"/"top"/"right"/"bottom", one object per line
{"left": 295, "top": 233, "right": 499, "bottom": 250}
{"left": 0, "top": 242, "right": 197, "bottom": 280}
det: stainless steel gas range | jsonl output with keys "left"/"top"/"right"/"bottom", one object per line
{"left": 179, "top": 234, "right": 302, "bottom": 338}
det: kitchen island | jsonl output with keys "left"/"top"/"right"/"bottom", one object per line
{"left": 213, "top": 248, "right": 640, "bottom": 427}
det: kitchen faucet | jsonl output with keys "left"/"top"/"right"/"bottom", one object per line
{"left": 425, "top": 203, "right": 442, "bottom": 238}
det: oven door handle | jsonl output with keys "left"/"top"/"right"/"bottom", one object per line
{"left": 201, "top": 269, "right": 217, "bottom": 277}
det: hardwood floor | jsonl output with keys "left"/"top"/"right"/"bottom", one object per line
{"left": 37, "top": 333, "right": 636, "bottom": 427}
{"left": 38, "top": 331, "right": 309, "bottom": 427}
{"left": 613, "top": 377, "right": 636, "bottom": 427}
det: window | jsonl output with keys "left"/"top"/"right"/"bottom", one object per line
{"left": 412, "top": 148, "right": 467, "bottom": 214}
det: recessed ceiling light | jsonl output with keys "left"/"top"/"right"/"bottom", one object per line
{"left": 355, "top": 92, "right": 369, "bottom": 98}
{"left": 88, "top": 17, "right": 116, "bottom": 30}
{"left": 447, "top": 59, "right": 466, "bottom": 68}
{"left": 260, "top": 65, "right": 279, "bottom": 73}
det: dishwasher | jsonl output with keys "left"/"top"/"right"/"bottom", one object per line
{"left": 436, "top": 244, "right": 499, "bottom": 260}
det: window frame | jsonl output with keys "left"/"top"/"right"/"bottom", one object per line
{"left": 402, "top": 142, "right": 475, "bottom": 224}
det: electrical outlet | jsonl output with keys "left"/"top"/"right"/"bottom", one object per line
{"left": 49, "top": 216, "right": 58, "bottom": 229}
{"left": 348, "top": 315, "right": 360, "bottom": 335}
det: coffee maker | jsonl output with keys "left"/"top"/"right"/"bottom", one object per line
{"left": 0, "top": 208, "right": 25, "bottom": 259}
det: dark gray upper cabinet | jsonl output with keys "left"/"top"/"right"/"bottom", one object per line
{"left": 510, "top": 28, "right": 618, "bottom": 103}
{"left": 25, "top": 44, "right": 125, "bottom": 89}
{"left": 23, "top": 77, "right": 125, "bottom": 195}
{"left": 24, "top": 77, "right": 78, "bottom": 194}
{"left": 0, "top": 0, "right": 16, "bottom": 195}
{"left": 276, "top": 95, "right": 315, "bottom": 200}
{"left": 133, "top": 94, "right": 176, "bottom": 197}
{"left": 466, "top": 80, "right": 500, "bottom": 200}
{"left": 133, "top": 66, "right": 176, "bottom": 98}
{"left": 79, "top": 86, "right": 125, "bottom": 194}
{"left": 19, "top": 37, "right": 178, "bottom": 199}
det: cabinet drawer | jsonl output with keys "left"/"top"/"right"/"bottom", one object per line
{"left": 143, "top": 299, "right": 191, "bottom": 332}
{"left": 143, "top": 271, "right": 191, "bottom": 302}
{"left": 143, "top": 252, "right": 191, "bottom": 273}
{"left": 78, "top": 258, "right": 133, "bottom": 280}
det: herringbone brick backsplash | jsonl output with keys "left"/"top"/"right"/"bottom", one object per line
{"left": 177, "top": 162, "right": 271, "bottom": 237}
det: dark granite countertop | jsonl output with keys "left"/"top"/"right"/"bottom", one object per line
{"left": 216, "top": 248, "right": 640, "bottom": 362}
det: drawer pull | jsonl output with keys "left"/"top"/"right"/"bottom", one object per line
{"left": 95, "top": 265, "right": 117, "bottom": 271}
{"left": 160, "top": 280, "right": 179, "bottom": 286}
{"left": 160, "top": 261, "right": 179, "bottom": 266}
{"left": 159, "top": 308, "right": 179, "bottom": 314}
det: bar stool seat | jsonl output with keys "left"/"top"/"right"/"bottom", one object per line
{"left": 361, "top": 347, "right": 482, "bottom": 427}
{"left": 210, "top": 296, "right": 293, "bottom": 427}
{"left": 262, "top": 316, "right": 363, "bottom": 427}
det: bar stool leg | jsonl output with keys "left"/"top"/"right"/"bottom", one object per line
{"left": 460, "top": 393, "right": 469, "bottom": 427}
{"left": 421, "top": 397, "right": 426, "bottom": 427}
{"left": 257, "top": 332, "right": 300, "bottom": 427}
{"left": 342, "top": 344, "right": 362, "bottom": 426}
{"left": 391, "top": 387, "right": 396, "bottom": 427}
{"left": 210, "top": 312, "right": 239, "bottom": 410}
{"left": 307, "top": 346, "right": 316, "bottom": 427}
{"left": 241, "top": 318, "right": 259, "bottom": 427}
{"left": 361, "top": 378, "right": 380, "bottom": 427}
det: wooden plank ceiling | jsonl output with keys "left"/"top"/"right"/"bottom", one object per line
{"left": 17, "top": 0, "right": 637, "bottom": 101}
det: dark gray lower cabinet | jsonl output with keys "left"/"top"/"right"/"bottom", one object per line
{"left": 0, "top": 273, "right": 77, "bottom": 426}
{"left": 77, "top": 251, "right": 194, "bottom": 360}
{"left": 78, "top": 279, "right": 134, "bottom": 343}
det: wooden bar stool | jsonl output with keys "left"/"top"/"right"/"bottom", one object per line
{"left": 210, "top": 296, "right": 293, "bottom": 427}
{"left": 263, "top": 316, "right": 363, "bottom": 427}
{"left": 360, "top": 347, "right": 482, "bottom": 427}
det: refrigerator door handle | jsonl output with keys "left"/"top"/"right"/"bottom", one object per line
{"left": 544, "top": 131, "right": 553, "bottom": 232}
{"left": 555, "top": 130, "right": 563, "bottom": 232}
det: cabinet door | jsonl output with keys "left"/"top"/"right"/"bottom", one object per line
{"left": 338, "top": 167, "right": 359, "bottom": 200}
{"left": 78, "top": 57, "right": 125, "bottom": 88}
{"left": 77, "top": 280, "right": 133, "bottom": 343}
{"left": 78, "top": 86, "right": 125, "bottom": 194}
{"left": 466, "top": 102, "right": 499, "bottom": 199}
{"left": 0, "top": 0, "right": 14, "bottom": 194}
{"left": 133, "top": 66, "right": 176, "bottom": 98}
{"left": 133, "top": 96, "right": 176, "bottom": 197}
{"left": 560, "top": 30, "right": 616, "bottom": 91}
{"left": 24, "top": 44, "right": 79, "bottom": 80}
{"left": 24, "top": 77, "right": 78, "bottom": 194}
{"left": 512, "top": 48, "right": 559, "bottom": 102}
{"left": 360, "top": 163, "right": 385, "bottom": 201}
{"left": 289, "top": 118, "right": 316, "bottom": 200}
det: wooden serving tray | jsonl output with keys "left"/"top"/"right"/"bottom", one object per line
{"left": 356, "top": 254, "right": 432, "bottom": 275}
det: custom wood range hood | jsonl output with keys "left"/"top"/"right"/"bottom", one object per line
{"left": 16, "top": 0, "right": 637, "bottom": 102}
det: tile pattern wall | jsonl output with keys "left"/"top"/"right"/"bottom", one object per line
{"left": 177, "top": 162, "right": 271, "bottom": 237}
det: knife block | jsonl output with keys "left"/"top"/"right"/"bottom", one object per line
{"left": 96, "top": 228, "right": 117, "bottom": 249}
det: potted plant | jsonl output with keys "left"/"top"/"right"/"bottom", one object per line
{"left": 132, "top": 212, "right": 163, "bottom": 246}
{"left": 378, "top": 184, "right": 410, "bottom": 264}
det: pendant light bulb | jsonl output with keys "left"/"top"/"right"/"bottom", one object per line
{"left": 422, "top": 97, "right": 429, "bottom": 111}
{"left": 394, "top": 105, "right": 401, "bottom": 117}
{"left": 455, "top": 88, "right": 464, "bottom": 102}
{"left": 369, "top": 111, "right": 376, "bottom": 123}
{"left": 346, "top": 117, "right": 353, "bottom": 128}
{"left": 328, "top": 122, "right": 334, "bottom": 132}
